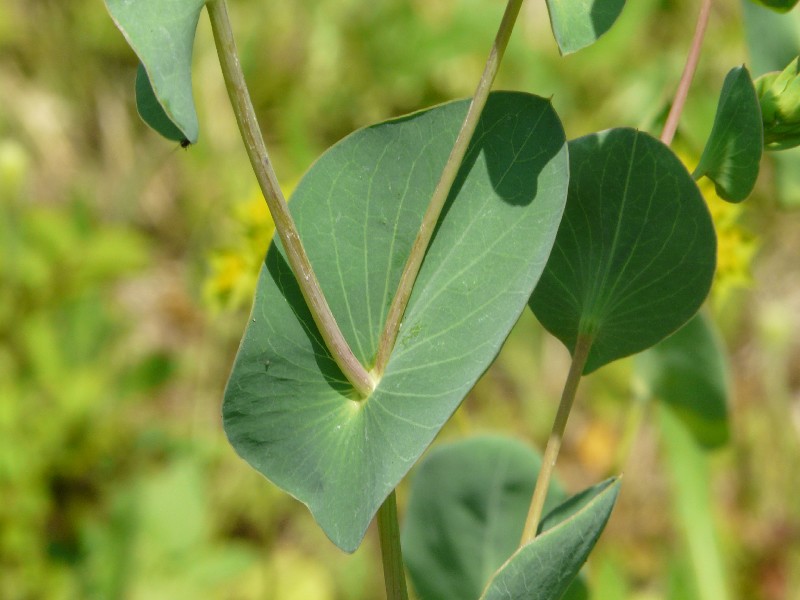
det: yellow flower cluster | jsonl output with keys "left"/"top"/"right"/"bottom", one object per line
{"left": 203, "top": 191, "right": 278, "bottom": 313}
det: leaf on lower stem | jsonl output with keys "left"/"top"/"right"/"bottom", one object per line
{"left": 635, "top": 312, "right": 731, "bottom": 449}
{"left": 693, "top": 66, "right": 763, "bottom": 202}
{"left": 480, "top": 478, "right": 621, "bottom": 600}
{"left": 401, "top": 436, "right": 589, "bottom": 600}
{"left": 544, "top": 0, "right": 627, "bottom": 55}
{"left": 223, "top": 92, "right": 569, "bottom": 552}
{"left": 530, "top": 128, "right": 717, "bottom": 374}
{"left": 104, "top": 0, "right": 205, "bottom": 143}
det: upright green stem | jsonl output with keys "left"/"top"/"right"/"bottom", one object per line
{"left": 377, "top": 491, "right": 410, "bottom": 600}
{"left": 519, "top": 335, "right": 593, "bottom": 545}
{"left": 373, "top": 0, "right": 525, "bottom": 375}
{"left": 206, "top": 0, "right": 374, "bottom": 398}
{"left": 661, "top": 0, "right": 713, "bottom": 146}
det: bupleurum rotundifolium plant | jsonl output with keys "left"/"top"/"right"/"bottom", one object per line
{"left": 103, "top": 0, "right": 800, "bottom": 597}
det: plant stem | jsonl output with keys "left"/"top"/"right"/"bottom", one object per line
{"left": 519, "top": 334, "right": 593, "bottom": 545}
{"left": 373, "top": 0, "right": 525, "bottom": 375}
{"left": 377, "top": 491, "right": 410, "bottom": 600}
{"left": 660, "top": 0, "right": 713, "bottom": 146}
{"left": 206, "top": 0, "right": 374, "bottom": 398}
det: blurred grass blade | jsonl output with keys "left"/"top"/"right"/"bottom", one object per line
{"left": 480, "top": 478, "right": 621, "bottom": 600}
{"left": 530, "top": 128, "right": 717, "bottom": 374}
{"left": 636, "top": 312, "right": 730, "bottom": 449}
{"left": 545, "top": 0, "right": 626, "bottom": 55}
{"left": 224, "top": 92, "right": 569, "bottom": 552}
{"left": 659, "top": 405, "right": 732, "bottom": 600}
{"left": 693, "top": 66, "right": 763, "bottom": 202}
{"left": 104, "top": 0, "right": 206, "bottom": 143}
{"left": 402, "top": 436, "right": 589, "bottom": 600}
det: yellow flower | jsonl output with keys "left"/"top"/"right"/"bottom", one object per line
{"left": 203, "top": 187, "right": 290, "bottom": 313}
{"left": 681, "top": 153, "right": 759, "bottom": 306}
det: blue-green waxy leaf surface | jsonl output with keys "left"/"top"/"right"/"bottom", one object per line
{"left": 480, "top": 478, "right": 621, "bottom": 600}
{"left": 636, "top": 313, "right": 730, "bottom": 449}
{"left": 401, "top": 436, "right": 587, "bottom": 600}
{"left": 104, "top": 0, "right": 205, "bottom": 143}
{"left": 545, "top": 0, "right": 627, "bottom": 55}
{"left": 530, "top": 128, "right": 717, "bottom": 374}
{"left": 223, "top": 92, "right": 569, "bottom": 552}
{"left": 693, "top": 66, "right": 764, "bottom": 202}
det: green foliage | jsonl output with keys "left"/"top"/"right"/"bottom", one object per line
{"left": 104, "top": 0, "right": 205, "bottom": 143}
{"left": 480, "top": 479, "right": 620, "bottom": 600}
{"left": 636, "top": 312, "right": 730, "bottom": 449}
{"left": 530, "top": 129, "right": 717, "bottom": 374}
{"left": 693, "top": 66, "right": 763, "bottom": 202}
{"left": 223, "top": 92, "right": 569, "bottom": 551}
{"left": 545, "top": 0, "right": 627, "bottom": 55}
{"left": 749, "top": 0, "right": 800, "bottom": 12}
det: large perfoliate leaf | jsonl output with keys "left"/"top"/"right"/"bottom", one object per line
{"left": 749, "top": 0, "right": 800, "bottom": 12}
{"left": 530, "top": 128, "right": 716, "bottom": 374}
{"left": 223, "top": 92, "right": 569, "bottom": 552}
{"left": 480, "top": 478, "right": 621, "bottom": 600}
{"left": 636, "top": 312, "right": 730, "bottom": 449}
{"left": 545, "top": 0, "right": 627, "bottom": 55}
{"left": 401, "top": 436, "right": 587, "bottom": 600}
{"left": 693, "top": 66, "right": 764, "bottom": 202}
{"left": 104, "top": 0, "right": 205, "bottom": 144}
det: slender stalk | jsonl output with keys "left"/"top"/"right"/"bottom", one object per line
{"left": 660, "top": 0, "right": 713, "bottom": 146}
{"left": 519, "top": 335, "right": 593, "bottom": 545}
{"left": 206, "top": 0, "right": 374, "bottom": 397}
{"left": 377, "top": 491, "right": 410, "bottom": 600}
{"left": 373, "top": 0, "right": 525, "bottom": 375}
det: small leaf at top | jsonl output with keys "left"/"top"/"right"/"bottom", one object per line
{"left": 748, "top": 0, "right": 800, "bottom": 12}
{"left": 402, "top": 436, "right": 583, "bottom": 600}
{"left": 480, "top": 478, "right": 621, "bottom": 600}
{"left": 693, "top": 66, "right": 763, "bottom": 202}
{"left": 104, "top": 0, "right": 206, "bottom": 144}
{"left": 224, "top": 92, "right": 569, "bottom": 552}
{"left": 545, "top": 0, "right": 627, "bottom": 55}
{"left": 635, "top": 312, "right": 730, "bottom": 449}
{"left": 530, "top": 128, "right": 717, "bottom": 374}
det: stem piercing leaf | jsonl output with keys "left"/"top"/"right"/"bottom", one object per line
{"left": 693, "top": 66, "right": 763, "bottom": 202}
{"left": 223, "top": 92, "right": 569, "bottom": 552}
{"left": 530, "top": 128, "right": 716, "bottom": 374}
{"left": 104, "top": 0, "right": 206, "bottom": 144}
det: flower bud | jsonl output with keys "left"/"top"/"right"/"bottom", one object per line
{"left": 755, "top": 57, "right": 800, "bottom": 150}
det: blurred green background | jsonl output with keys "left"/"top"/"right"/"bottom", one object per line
{"left": 1, "top": 0, "right": 799, "bottom": 598}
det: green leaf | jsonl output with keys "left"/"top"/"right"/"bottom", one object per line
{"left": 748, "top": 0, "right": 800, "bottom": 13}
{"left": 545, "top": 0, "right": 627, "bottom": 55}
{"left": 480, "top": 478, "right": 621, "bottom": 600}
{"left": 530, "top": 128, "right": 716, "bottom": 374}
{"left": 693, "top": 66, "right": 764, "bottom": 202}
{"left": 223, "top": 92, "right": 569, "bottom": 552}
{"left": 135, "top": 64, "right": 188, "bottom": 144}
{"left": 401, "top": 436, "right": 572, "bottom": 600}
{"left": 636, "top": 312, "right": 730, "bottom": 449}
{"left": 104, "top": 0, "right": 206, "bottom": 143}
